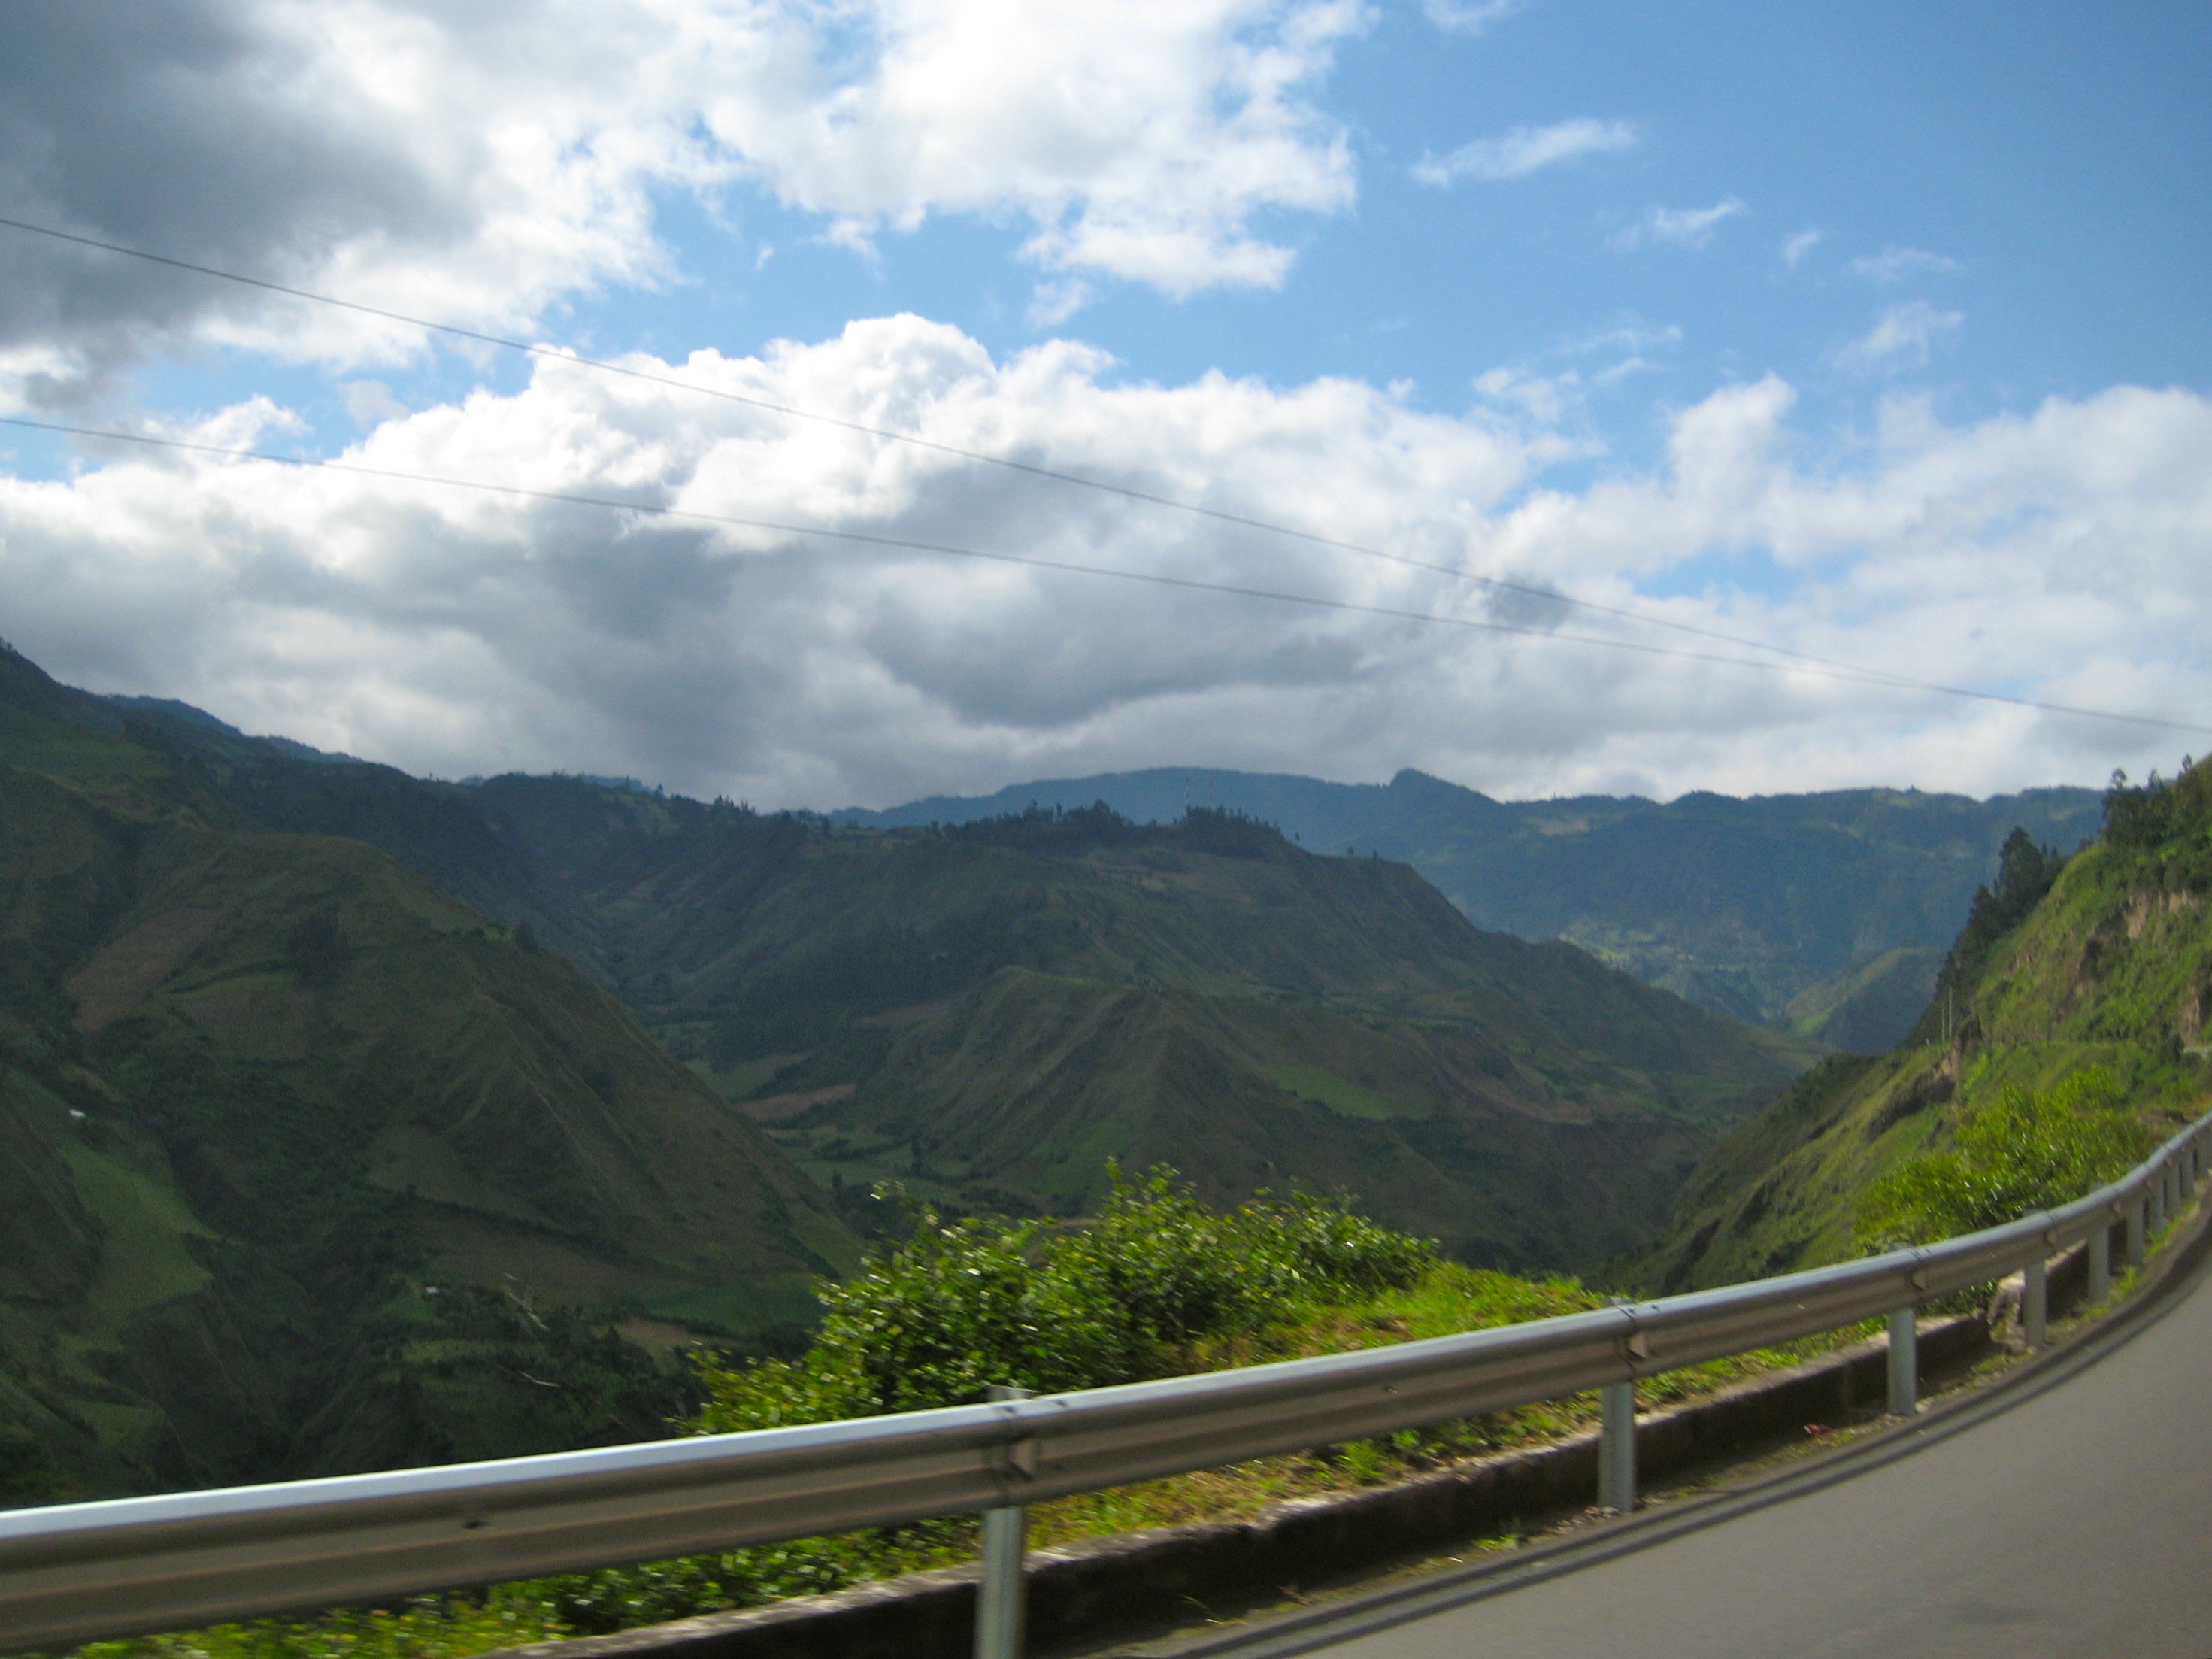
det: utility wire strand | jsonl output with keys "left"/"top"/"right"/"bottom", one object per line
{"left": 7, "top": 414, "right": 2207, "bottom": 739}
{"left": 0, "top": 212, "right": 1933, "bottom": 693}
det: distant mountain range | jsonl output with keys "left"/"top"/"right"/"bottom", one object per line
{"left": 835, "top": 768, "right": 2104, "bottom": 1051}
{"left": 0, "top": 644, "right": 1826, "bottom": 1503}
{"left": 460, "top": 787, "right": 1816, "bottom": 1272}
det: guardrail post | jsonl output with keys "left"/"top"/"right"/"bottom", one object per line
{"left": 2151, "top": 1167, "right": 2168, "bottom": 1237}
{"left": 1886, "top": 1306, "right": 1917, "bottom": 1415}
{"left": 975, "top": 1385, "right": 1033, "bottom": 1659}
{"left": 2128, "top": 1194, "right": 2148, "bottom": 1267}
{"left": 1598, "top": 1381, "right": 1636, "bottom": 1512}
{"left": 2089, "top": 1221, "right": 2111, "bottom": 1303}
{"left": 2023, "top": 1255, "right": 2047, "bottom": 1350}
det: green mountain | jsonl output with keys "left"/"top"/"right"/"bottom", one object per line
{"left": 0, "top": 641, "right": 1831, "bottom": 1502}
{"left": 0, "top": 647, "right": 853, "bottom": 1503}
{"left": 37, "top": 703, "right": 1819, "bottom": 1275}
{"left": 1634, "top": 766, "right": 2212, "bottom": 1294}
{"left": 834, "top": 768, "right": 2104, "bottom": 1050}
{"left": 456, "top": 787, "right": 1817, "bottom": 1272}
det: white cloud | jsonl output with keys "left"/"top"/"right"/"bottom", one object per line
{"left": 1608, "top": 197, "right": 1746, "bottom": 252}
{"left": 1420, "top": 0, "right": 1524, "bottom": 34}
{"left": 4, "top": 317, "right": 2206, "bottom": 808}
{"left": 1781, "top": 229, "right": 1824, "bottom": 267}
{"left": 0, "top": 0, "right": 1368, "bottom": 395}
{"left": 1414, "top": 119, "right": 1638, "bottom": 186}
{"left": 1835, "top": 300, "right": 1964, "bottom": 372}
{"left": 1027, "top": 281, "right": 1095, "bottom": 329}
{"left": 1853, "top": 246, "right": 1962, "bottom": 284}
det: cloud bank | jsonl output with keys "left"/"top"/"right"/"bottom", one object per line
{"left": 3, "top": 318, "right": 2204, "bottom": 809}
{"left": 0, "top": 0, "right": 1368, "bottom": 400}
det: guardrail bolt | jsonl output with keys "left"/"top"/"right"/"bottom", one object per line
{"left": 1886, "top": 1306, "right": 1918, "bottom": 1416}
{"left": 975, "top": 1385, "right": 1034, "bottom": 1659}
{"left": 1598, "top": 1380, "right": 1637, "bottom": 1512}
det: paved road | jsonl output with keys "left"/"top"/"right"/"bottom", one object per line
{"left": 1193, "top": 1239, "right": 2212, "bottom": 1659}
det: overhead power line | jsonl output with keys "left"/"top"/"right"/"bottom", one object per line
{"left": 5, "top": 413, "right": 2206, "bottom": 739}
{"left": 0, "top": 212, "right": 1939, "bottom": 693}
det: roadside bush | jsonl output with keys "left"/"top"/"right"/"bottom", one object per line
{"left": 1854, "top": 1066, "right": 2152, "bottom": 1248}
{"left": 690, "top": 1167, "right": 1434, "bottom": 1429}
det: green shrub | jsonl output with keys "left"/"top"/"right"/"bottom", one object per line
{"left": 691, "top": 1168, "right": 1434, "bottom": 1429}
{"left": 53, "top": 1181, "right": 1441, "bottom": 1655}
{"left": 1854, "top": 1067, "right": 2152, "bottom": 1248}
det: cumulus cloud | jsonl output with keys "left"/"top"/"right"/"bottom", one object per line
{"left": 1835, "top": 300, "right": 1964, "bottom": 372}
{"left": 0, "top": 0, "right": 1365, "bottom": 399}
{"left": 1853, "top": 246, "right": 1961, "bottom": 284}
{"left": 1414, "top": 119, "right": 1638, "bottom": 186}
{"left": 1608, "top": 197, "right": 1745, "bottom": 252}
{"left": 3, "top": 317, "right": 2206, "bottom": 808}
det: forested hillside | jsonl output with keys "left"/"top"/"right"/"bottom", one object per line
{"left": 1635, "top": 764, "right": 2212, "bottom": 1293}
{"left": 835, "top": 767, "right": 2102, "bottom": 1049}
{"left": 458, "top": 787, "right": 1816, "bottom": 1269}
{"left": 0, "top": 647, "right": 853, "bottom": 1503}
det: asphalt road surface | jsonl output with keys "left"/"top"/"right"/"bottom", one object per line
{"left": 1186, "top": 1236, "right": 2212, "bottom": 1659}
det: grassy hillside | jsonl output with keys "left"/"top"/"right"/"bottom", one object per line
{"left": 1635, "top": 768, "right": 2212, "bottom": 1293}
{"left": 462, "top": 787, "right": 1815, "bottom": 1271}
{"left": 835, "top": 766, "right": 2103, "bottom": 1048}
{"left": 0, "top": 647, "right": 855, "bottom": 1501}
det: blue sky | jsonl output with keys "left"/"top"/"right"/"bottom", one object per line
{"left": 0, "top": 0, "right": 2206, "bottom": 808}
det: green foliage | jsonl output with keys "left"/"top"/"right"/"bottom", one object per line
{"left": 2102, "top": 759, "right": 2212, "bottom": 884}
{"left": 692, "top": 1169, "right": 1435, "bottom": 1427}
{"left": 60, "top": 1594, "right": 574, "bottom": 1659}
{"left": 1854, "top": 1068, "right": 2152, "bottom": 1248}
{"left": 1959, "top": 828, "right": 2068, "bottom": 960}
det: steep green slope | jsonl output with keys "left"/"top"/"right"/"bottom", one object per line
{"left": 466, "top": 787, "right": 1815, "bottom": 1271}
{"left": 0, "top": 648, "right": 855, "bottom": 1500}
{"left": 1635, "top": 769, "right": 2212, "bottom": 1293}
{"left": 835, "top": 767, "right": 2103, "bottom": 1047}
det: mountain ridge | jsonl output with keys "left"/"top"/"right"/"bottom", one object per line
{"left": 832, "top": 766, "right": 2104, "bottom": 1047}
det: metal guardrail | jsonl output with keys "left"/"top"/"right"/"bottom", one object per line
{"left": 2, "top": 1107, "right": 2207, "bottom": 1652}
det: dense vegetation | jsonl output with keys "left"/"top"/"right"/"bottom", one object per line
{"left": 691, "top": 1169, "right": 1434, "bottom": 1424}
{"left": 834, "top": 766, "right": 2104, "bottom": 1048}
{"left": 1637, "top": 757, "right": 2212, "bottom": 1294}
{"left": 1853, "top": 1069, "right": 2150, "bottom": 1247}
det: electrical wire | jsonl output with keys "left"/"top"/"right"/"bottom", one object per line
{"left": 0, "top": 212, "right": 1947, "bottom": 694}
{"left": 6, "top": 412, "right": 2205, "bottom": 739}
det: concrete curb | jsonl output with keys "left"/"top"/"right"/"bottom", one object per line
{"left": 489, "top": 1314, "right": 1993, "bottom": 1659}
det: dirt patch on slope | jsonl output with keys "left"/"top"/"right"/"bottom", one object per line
{"left": 66, "top": 908, "right": 221, "bottom": 1032}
